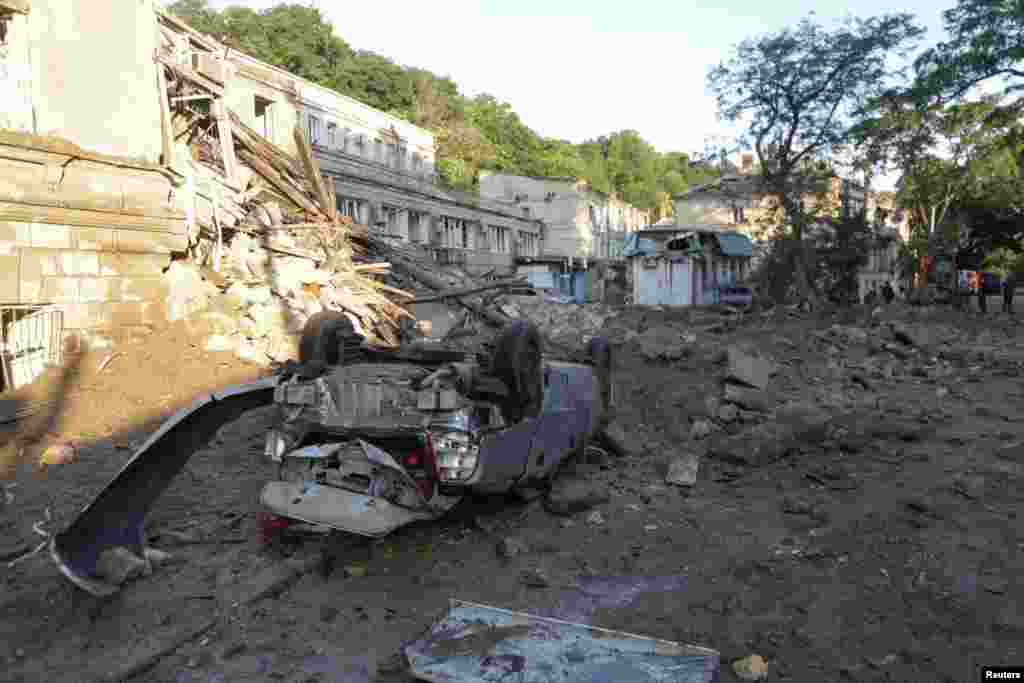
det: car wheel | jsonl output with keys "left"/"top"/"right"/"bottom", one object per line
{"left": 298, "top": 311, "right": 355, "bottom": 367}
{"left": 490, "top": 320, "right": 543, "bottom": 423}
{"left": 586, "top": 336, "right": 613, "bottom": 415}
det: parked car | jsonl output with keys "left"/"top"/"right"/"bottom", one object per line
{"left": 51, "top": 314, "right": 614, "bottom": 595}
{"left": 981, "top": 271, "right": 1003, "bottom": 295}
{"left": 719, "top": 285, "right": 754, "bottom": 307}
{"left": 260, "top": 314, "right": 614, "bottom": 538}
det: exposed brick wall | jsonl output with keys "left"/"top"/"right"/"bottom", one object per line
{"left": 0, "top": 220, "right": 175, "bottom": 349}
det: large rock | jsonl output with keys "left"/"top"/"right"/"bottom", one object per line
{"left": 226, "top": 282, "right": 273, "bottom": 307}
{"left": 723, "top": 384, "right": 780, "bottom": 413}
{"left": 725, "top": 345, "right": 777, "bottom": 390}
{"left": 666, "top": 451, "right": 701, "bottom": 487}
{"left": 248, "top": 300, "right": 306, "bottom": 338}
{"left": 545, "top": 476, "right": 610, "bottom": 516}
{"left": 95, "top": 547, "right": 149, "bottom": 585}
{"left": 636, "top": 326, "right": 694, "bottom": 361}
{"left": 708, "top": 402, "right": 829, "bottom": 467}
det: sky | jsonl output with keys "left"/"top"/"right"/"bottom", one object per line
{"left": 207, "top": 0, "right": 954, "bottom": 184}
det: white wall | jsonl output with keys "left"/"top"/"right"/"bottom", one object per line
{"left": 23, "top": 0, "right": 163, "bottom": 162}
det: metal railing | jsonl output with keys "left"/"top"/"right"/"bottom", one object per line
{"left": 1, "top": 305, "right": 64, "bottom": 392}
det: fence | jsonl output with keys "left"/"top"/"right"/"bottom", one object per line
{"left": 1, "top": 305, "right": 65, "bottom": 392}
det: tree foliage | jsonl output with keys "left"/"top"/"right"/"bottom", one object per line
{"left": 166, "top": 0, "right": 710, "bottom": 208}
{"left": 915, "top": 0, "right": 1024, "bottom": 102}
{"left": 708, "top": 13, "right": 924, "bottom": 301}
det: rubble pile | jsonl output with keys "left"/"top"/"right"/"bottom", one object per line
{"left": 154, "top": 14, "right": 540, "bottom": 362}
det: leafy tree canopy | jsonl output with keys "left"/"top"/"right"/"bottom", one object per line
{"left": 166, "top": 0, "right": 710, "bottom": 211}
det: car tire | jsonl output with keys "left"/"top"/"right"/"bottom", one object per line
{"left": 490, "top": 320, "right": 543, "bottom": 423}
{"left": 586, "top": 336, "right": 613, "bottom": 417}
{"left": 298, "top": 311, "right": 355, "bottom": 367}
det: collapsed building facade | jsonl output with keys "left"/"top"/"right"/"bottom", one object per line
{"left": 0, "top": 0, "right": 544, "bottom": 390}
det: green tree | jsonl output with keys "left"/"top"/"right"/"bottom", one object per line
{"left": 708, "top": 13, "right": 924, "bottom": 302}
{"left": 915, "top": 0, "right": 1024, "bottom": 102}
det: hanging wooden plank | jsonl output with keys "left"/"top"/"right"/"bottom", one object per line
{"left": 292, "top": 124, "right": 335, "bottom": 222}
{"left": 156, "top": 66, "right": 176, "bottom": 169}
{"left": 236, "top": 147, "right": 326, "bottom": 220}
{"left": 211, "top": 99, "right": 238, "bottom": 189}
{"left": 227, "top": 109, "right": 303, "bottom": 179}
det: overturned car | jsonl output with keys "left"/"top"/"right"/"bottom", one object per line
{"left": 51, "top": 313, "right": 613, "bottom": 595}
{"left": 261, "top": 312, "right": 614, "bottom": 538}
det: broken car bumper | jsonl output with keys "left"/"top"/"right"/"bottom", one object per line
{"left": 259, "top": 481, "right": 444, "bottom": 538}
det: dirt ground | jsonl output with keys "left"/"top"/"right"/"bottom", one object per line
{"left": 1, "top": 303, "right": 1022, "bottom": 682}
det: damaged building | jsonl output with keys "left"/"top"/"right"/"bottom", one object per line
{"left": 478, "top": 172, "right": 649, "bottom": 302}
{"left": 0, "top": 0, "right": 545, "bottom": 390}
{"left": 0, "top": 0, "right": 189, "bottom": 388}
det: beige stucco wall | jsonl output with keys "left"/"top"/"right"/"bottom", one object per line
{"left": 22, "top": 0, "right": 162, "bottom": 163}
{"left": 0, "top": 11, "right": 33, "bottom": 131}
{"left": 226, "top": 50, "right": 436, "bottom": 174}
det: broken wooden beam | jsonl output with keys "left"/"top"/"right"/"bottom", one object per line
{"left": 405, "top": 278, "right": 532, "bottom": 304}
{"left": 236, "top": 147, "right": 326, "bottom": 221}
{"left": 292, "top": 124, "right": 336, "bottom": 223}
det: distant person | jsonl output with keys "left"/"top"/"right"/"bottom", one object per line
{"left": 1003, "top": 272, "right": 1016, "bottom": 314}
{"left": 882, "top": 282, "right": 895, "bottom": 304}
{"left": 864, "top": 285, "right": 878, "bottom": 306}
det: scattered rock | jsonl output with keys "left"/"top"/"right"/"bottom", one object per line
{"left": 143, "top": 547, "right": 174, "bottom": 571}
{"left": 205, "top": 334, "right": 234, "bottom": 352}
{"left": 726, "top": 346, "right": 777, "bottom": 390}
{"left": 496, "top": 537, "right": 528, "bottom": 559}
{"left": 691, "top": 419, "right": 715, "bottom": 440}
{"left": 585, "top": 510, "right": 606, "bottom": 526}
{"left": 733, "top": 654, "right": 769, "bottom": 681}
{"left": 545, "top": 477, "right": 610, "bottom": 516}
{"left": 717, "top": 403, "right": 739, "bottom": 423}
{"left": 38, "top": 442, "right": 78, "bottom": 469}
{"left": 666, "top": 452, "right": 700, "bottom": 487}
{"left": 600, "top": 422, "right": 642, "bottom": 458}
{"left": 519, "top": 568, "right": 551, "bottom": 588}
{"left": 722, "top": 384, "right": 779, "bottom": 413}
{"left": 95, "top": 547, "right": 149, "bottom": 585}
{"left": 636, "top": 326, "right": 693, "bottom": 361}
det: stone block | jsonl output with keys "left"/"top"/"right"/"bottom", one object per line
{"left": 100, "top": 252, "right": 170, "bottom": 277}
{"left": 79, "top": 277, "right": 119, "bottom": 303}
{"left": 726, "top": 346, "right": 777, "bottom": 390}
{"left": 62, "top": 251, "right": 100, "bottom": 276}
{"left": 74, "top": 227, "right": 116, "bottom": 251}
{"left": 0, "top": 255, "right": 18, "bottom": 301}
{"left": 41, "top": 277, "right": 79, "bottom": 303}
{"left": 31, "top": 224, "right": 72, "bottom": 249}
{"left": 116, "top": 229, "right": 183, "bottom": 254}
{"left": 120, "top": 277, "right": 168, "bottom": 302}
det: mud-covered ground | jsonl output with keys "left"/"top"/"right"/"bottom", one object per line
{"left": 1, "top": 302, "right": 1022, "bottom": 682}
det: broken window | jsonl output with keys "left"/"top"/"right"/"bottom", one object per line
{"left": 337, "top": 196, "right": 361, "bottom": 222}
{"left": 408, "top": 212, "right": 423, "bottom": 243}
{"left": 374, "top": 139, "right": 383, "bottom": 164}
{"left": 327, "top": 122, "right": 337, "bottom": 148}
{"left": 308, "top": 115, "right": 321, "bottom": 145}
{"left": 254, "top": 95, "right": 274, "bottom": 140}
